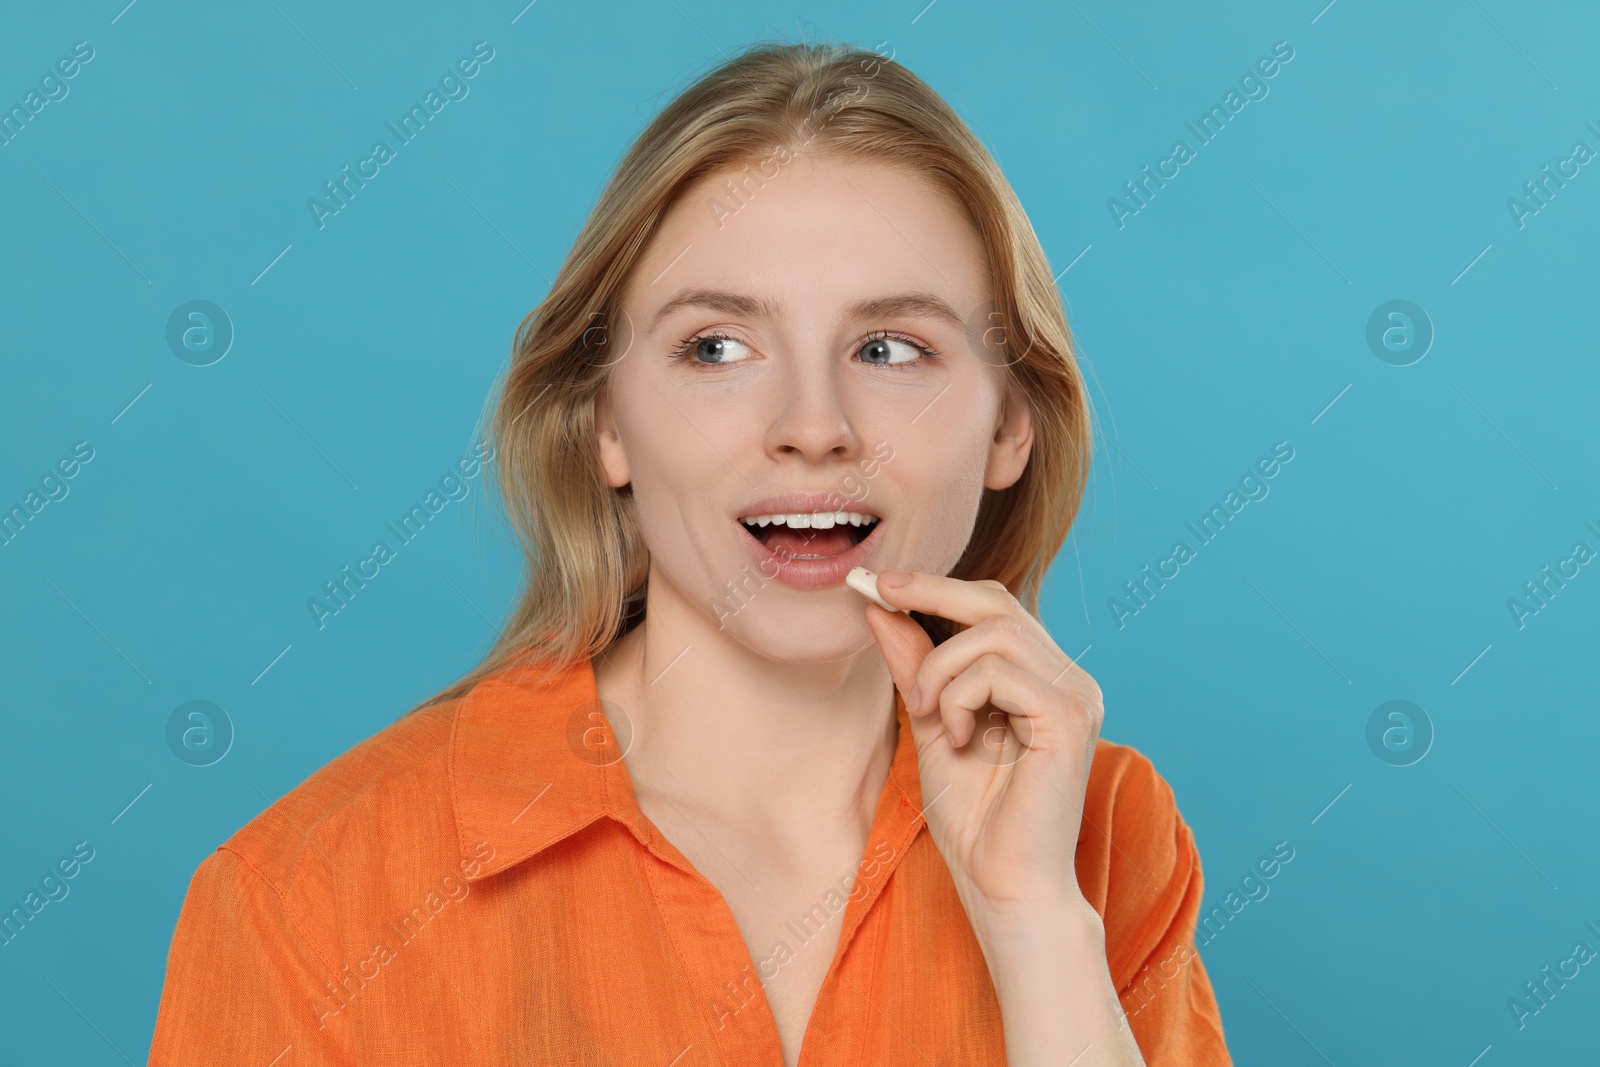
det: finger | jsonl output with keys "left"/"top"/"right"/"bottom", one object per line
{"left": 907, "top": 613, "right": 1084, "bottom": 717}
{"left": 969, "top": 704, "right": 1029, "bottom": 767}
{"left": 938, "top": 655, "right": 1101, "bottom": 754}
{"left": 871, "top": 570, "right": 1041, "bottom": 634}
{"left": 861, "top": 601, "right": 934, "bottom": 707}
{"left": 935, "top": 654, "right": 1047, "bottom": 749}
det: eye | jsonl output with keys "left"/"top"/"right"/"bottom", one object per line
{"left": 670, "top": 332, "right": 752, "bottom": 367}
{"left": 857, "top": 330, "right": 937, "bottom": 369}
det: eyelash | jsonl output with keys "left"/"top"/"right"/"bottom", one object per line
{"left": 668, "top": 329, "right": 940, "bottom": 370}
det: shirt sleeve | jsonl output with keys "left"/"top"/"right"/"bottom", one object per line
{"left": 1084, "top": 745, "right": 1232, "bottom": 1066}
{"left": 149, "top": 846, "right": 353, "bottom": 1066}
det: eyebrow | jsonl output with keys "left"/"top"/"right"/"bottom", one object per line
{"left": 646, "top": 288, "right": 965, "bottom": 334}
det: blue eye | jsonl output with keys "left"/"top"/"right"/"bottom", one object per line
{"left": 670, "top": 332, "right": 752, "bottom": 365}
{"left": 857, "top": 330, "right": 936, "bottom": 367}
{"left": 665, "top": 329, "right": 934, "bottom": 371}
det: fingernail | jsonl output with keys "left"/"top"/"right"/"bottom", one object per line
{"left": 879, "top": 570, "right": 912, "bottom": 588}
{"left": 907, "top": 683, "right": 922, "bottom": 711}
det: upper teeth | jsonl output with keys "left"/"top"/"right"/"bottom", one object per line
{"left": 741, "top": 511, "right": 876, "bottom": 529}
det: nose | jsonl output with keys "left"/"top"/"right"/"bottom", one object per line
{"left": 763, "top": 357, "right": 859, "bottom": 463}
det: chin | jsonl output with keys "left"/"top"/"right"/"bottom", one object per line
{"left": 720, "top": 609, "right": 880, "bottom": 664}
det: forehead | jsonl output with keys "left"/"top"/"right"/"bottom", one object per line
{"left": 621, "top": 154, "right": 991, "bottom": 328}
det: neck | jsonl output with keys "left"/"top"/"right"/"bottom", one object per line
{"left": 593, "top": 568, "right": 901, "bottom": 852}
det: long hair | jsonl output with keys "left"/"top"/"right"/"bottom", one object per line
{"left": 414, "top": 37, "right": 1091, "bottom": 712}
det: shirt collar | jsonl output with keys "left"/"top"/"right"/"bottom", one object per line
{"left": 450, "top": 655, "right": 923, "bottom": 882}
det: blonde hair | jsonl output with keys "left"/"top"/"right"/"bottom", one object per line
{"left": 416, "top": 36, "right": 1090, "bottom": 712}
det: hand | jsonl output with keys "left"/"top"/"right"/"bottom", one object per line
{"left": 861, "top": 570, "right": 1104, "bottom": 922}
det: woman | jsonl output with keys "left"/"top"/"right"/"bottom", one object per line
{"left": 150, "top": 39, "right": 1231, "bottom": 1067}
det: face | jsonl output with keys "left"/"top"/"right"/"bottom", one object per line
{"left": 595, "top": 153, "right": 1033, "bottom": 662}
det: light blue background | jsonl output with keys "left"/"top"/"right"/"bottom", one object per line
{"left": 3, "top": 1, "right": 1597, "bottom": 1063}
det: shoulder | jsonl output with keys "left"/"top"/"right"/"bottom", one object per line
{"left": 206, "top": 657, "right": 587, "bottom": 892}
{"left": 215, "top": 690, "right": 469, "bottom": 891}
{"left": 1074, "top": 736, "right": 1204, "bottom": 988}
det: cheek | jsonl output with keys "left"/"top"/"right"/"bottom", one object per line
{"left": 635, "top": 411, "right": 760, "bottom": 512}
{"left": 885, "top": 423, "right": 992, "bottom": 561}
{"left": 613, "top": 383, "right": 754, "bottom": 552}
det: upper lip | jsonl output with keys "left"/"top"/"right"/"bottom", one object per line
{"left": 736, "top": 492, "right": 882, "bottom": 521}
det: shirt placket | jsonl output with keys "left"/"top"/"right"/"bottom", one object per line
{"left": 596, "top": 695, "right": 928, "bottom": 1067}
{"left": 795, "top": 743, "right": 926, "bottom": 1067}
{"left": 599, "top": 748, "right": 790, "bottom": 1066}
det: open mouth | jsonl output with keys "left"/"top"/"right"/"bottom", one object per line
{"left": 738, "top": 510, "right": 880, "bottom": 559}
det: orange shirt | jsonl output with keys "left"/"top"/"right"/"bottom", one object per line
{"left": 149, "top": 657, "right": 1231, "bottom": 1065}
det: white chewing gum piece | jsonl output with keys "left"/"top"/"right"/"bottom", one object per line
{"left": 846, "top": 566, "right": 902, "bottom": 613}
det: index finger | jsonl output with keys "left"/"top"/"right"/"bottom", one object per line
{"left": 868, "top": 570, "right": 1020, "bottom": 628}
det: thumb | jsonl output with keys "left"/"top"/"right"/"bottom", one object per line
{"left": 862, "top": 602, "right": 933, "bottom": 705}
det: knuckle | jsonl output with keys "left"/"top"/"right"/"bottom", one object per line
{"left": 977, "top": 652, "right": 1007, "bottom": 678}
{"left": 976, "top": 614, "right": 1015, "bottom": 641}
{"left": 978, "top": 613, "right": 1030, "bottom": 648}
{"left": 981, "top": 578, "right": 1019, "bottom": 605}
{"left": 1077, "top": 691, "right": 1106, "bottom": 727}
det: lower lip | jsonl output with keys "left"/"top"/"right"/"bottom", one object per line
{"left": 735, "top": 519, "right": 884, "bottom": 590}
